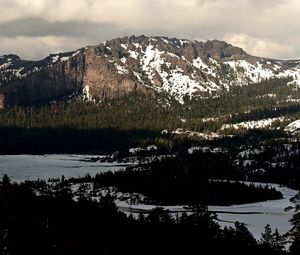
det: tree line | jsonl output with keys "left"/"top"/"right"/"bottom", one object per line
{"left": 0, "top": 175, "right": 297, "bottom": 255}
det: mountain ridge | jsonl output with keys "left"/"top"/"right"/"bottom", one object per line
{"left": 1, "top": 35, "right": 300, "bottom": 108}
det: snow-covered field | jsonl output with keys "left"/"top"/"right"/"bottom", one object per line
{"left": 284, "top": 119, "right": 300, "bottom": 133}
{"left": 0, "top": 154, "right": 134, "bottom": 181}
{"left": 222, "top": 117, "right": 285, "bottom": 130}
{"left": 0, "top": 155, "right": 297, "bottom": 240}
{"left": 117, "top": 182, "right": 298, "bottom": 240}
{"left": 209, "top": 183, "right": 297, "bottom": 239}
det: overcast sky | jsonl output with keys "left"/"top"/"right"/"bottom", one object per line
{"left": 0, "top": 0, "right": 299, "bottom": 60}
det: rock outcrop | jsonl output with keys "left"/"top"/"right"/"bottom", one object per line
{"left": 0, "top": 94, "right": 4, "bottom": 110}
{"left": 83, "top": 46, "right": 154, "bottom": 100}
{"left": 0, "top": 50, "right": 85, "bottom": 107}
{"left": 0, "top": 35, "right": 300, "bottom": 108}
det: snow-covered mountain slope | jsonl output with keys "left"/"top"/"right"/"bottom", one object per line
{"left": 0, "top": 49, "right": 85, "bottom": 108}
{"left": 0, "top": 51, "right": 79, "bottom": 87}
{"left": 85, "top": 36, "right": 300, "bottom": 103}
{"left": 284, "top": 120, "right": 300, "bottom": 133}
{"left": 1, "top": 35, "right": 300, "bottom": 107}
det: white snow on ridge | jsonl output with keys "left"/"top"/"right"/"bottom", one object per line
{"left": 60, "top": 56, "right": 70, "bottom": 62}
{"left": 132, "top": 43, "right": 141, "bottom": 49}
{"left": 188, "top": 146, "right": 227, "bottom": 154}
{"left": 172, "top": 128, "right": 221, "bottom": 139}
{"left": 284, "top": 120, "right": 300, "bottom": 133}
{"left": 0, "top": 62, "right": 12, "bottom": 70}
{"left": 226, "top": 60, "right": 300, "bottom": 87}
{"left": 136, "top": 43, "right": 300, "bottom": 101}
{"left": 121, "top": 43, "right": 128, "bottom": 50}
{"left": 166, "top": 52, "right": 179, "bottom": 58}
{"left": 50, "top": 54, "right": 76, "bottom": 65}
{"left": 72, "top": 50, "right": 81, "bottom": 57}
{"left": 179, "top": 39, "right": 190, "bottom": 45}
{"left": 238, "top": 148, "right": 264, "bottom": 159}
{"left": 3, "top": 38, "right": 300, "bottom": 104}
{"left": 140, "top": 44, "right": 221, "bottom": 103}
{"left": 115, "top": 63, "right": 129, "bottom": 75}
{"left": 222, "top": 117, "right": 285, "bottom": 130}
{"left": 128, "top": 50, "right": 139, "bottom": 59}
{"left": 193, "top": 57, "right": 209, "bottom": 70}
{"left": 226, "top": 60, "right": 274, "bottom": 84}
{"left": 161, "top": 38, "right": 170, "bottom": 44}
{"left": 133, "top": 71, "right": 143, "bottom": 83}
{"left": 129, "top": 145, "right": 158, "bottom": 154}
{"left": 192, "top": 57, "right": 218, "bottom": 78}
{"left": 83, "top": 85, "right": 93, "bottom": 101}
{"left": 256, "top": 93, "right": 276, "bottom": 99}
{"left": 51, "top": 55, "right": 59, "bottom": 63}
{"left": 202, "top": 117, "right": 218, "bottom": 122}
{"left": 0, "top": 57, "right": 14, "bottom": 71}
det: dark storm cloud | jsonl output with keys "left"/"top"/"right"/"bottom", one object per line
{"left": 0, "top": 0, "right": 299, "bottom": 60}
{"left": 0, "top": 18, "right": 117, "bottom": 38}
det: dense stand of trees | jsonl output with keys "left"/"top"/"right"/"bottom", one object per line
{"left": 0, "top": 77, "right": 300, "bottom": 154}
{"left": 1, "top": 77, "right": 300, "bottom": 253}
{"left": 93, "top": 172, "right": 282, "bottom": 205}
{"left": 0, "top": 177, "right": 294, "bottom": 255}
{"left": 0, "top": 127, "right": 166, "bottom": 154}
{"left": 69, "top": 152, "right": 283, "bottom": 206}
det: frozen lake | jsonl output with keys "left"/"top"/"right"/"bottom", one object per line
{"left": 0, "top": 154, "right": 135, "bottom": 182}
{"left": 117, "top": 182, "right": 298, "bottom": 240}
{"left": 209, "top": 183, "right": 298, "bottom": 239}
{"left": 0, "top": 155, "right": 298, "bottom": 240}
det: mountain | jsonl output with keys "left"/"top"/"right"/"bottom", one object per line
{"left": 1, "top": 35, "right": 300, "bottom": 108}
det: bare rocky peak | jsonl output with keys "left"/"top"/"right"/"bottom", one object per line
{"left": 0, "top": 54, "right": 21, "bottom": 63}
{"left": 0, "top": 35, "right": 300, "bottom": 108}
{"left": 97, "top": 35, "right": 248, "bottom": 61}
{"left": 201, "top": 40, "right": 247, "bottom": 60}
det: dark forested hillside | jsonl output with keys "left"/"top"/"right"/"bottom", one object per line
{"left": 0, "top": 177, "right": 294, "bottom": 255}
{"left": 1, "top": 77, "right": 300, "bottom": 154}
{"left": 75, "top": 153, "right": 283, "bottom": 205}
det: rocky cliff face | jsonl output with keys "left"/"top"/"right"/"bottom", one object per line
{"left": 0, "top": 50, "right": 85, "bottom": 107}
{"left": 1, "top": 35, "right": 300, "bottom": 108}
{"left": 82, "top": 46, "right": 155, "bottom": 101}
{"left": 0, "top": 94, "right": 4, "bottom": 110}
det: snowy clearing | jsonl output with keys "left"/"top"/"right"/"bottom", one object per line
{"left": 117, "top": 182, "right": 297, "bottom": 240}
{"left": 0, "top": 154, "right": 136, "bottom": 182}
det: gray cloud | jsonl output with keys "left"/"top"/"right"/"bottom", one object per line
{"left": 0, "top": 18, "right": 118, "bottom": 38}
{"left": 0, "top": 0, "right": 299, "bottom": 60}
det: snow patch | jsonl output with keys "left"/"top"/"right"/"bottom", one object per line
{"left": 226, "top": 59, "right": 300, "bottom": 87}
{"left": 172, "top": 128, "right": 221, "bottom": 139}
{"left": 202, "top": 117, "right": 218, "bottom": 122}
{"left": 51, "top": 55, "right": 59, "bottom": 63}
{"left": 121, "top": 57, "right": 127, "bottom": 64}
{"left": 179, "top": 39, "right": 190, "bottom": 45}
{"left": 0, "top": 61, "right": 12, "bottom": 70}
{"left": 121, "top": 43, "right": 128, "bottom": 50}
{"left": 114, "top": 63, "right": 129, "bottom": 74}
{"left": 83, "top": 85, "right": 93, "bottom": 101}
{"left": 60, "top": 56, "right": 70, "bottom": 62}
{"left": 72, "top": 50, "right": 81, "bottom": 57}
{"left": 128, "top": 50, "right": 139, "bottom": 59}
{"left": 284, "top": 120, "right": 300, "bottom": 133}
{"left": 222, "top": 117, "right": 284, "bottom": 130}
{"left": 161, "top": 38, "right": 170, "bottom": 44}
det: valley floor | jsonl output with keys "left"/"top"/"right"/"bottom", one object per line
{"left": 0, "top": 154, "right": 297, "bottom": 240}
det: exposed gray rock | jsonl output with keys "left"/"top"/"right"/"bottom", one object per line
{"left": 0, "top": 35, "right": 300, "bottom": 108}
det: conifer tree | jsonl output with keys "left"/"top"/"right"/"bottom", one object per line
{"left": 289, "top": 191, "right": 300, "bottom": 254}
